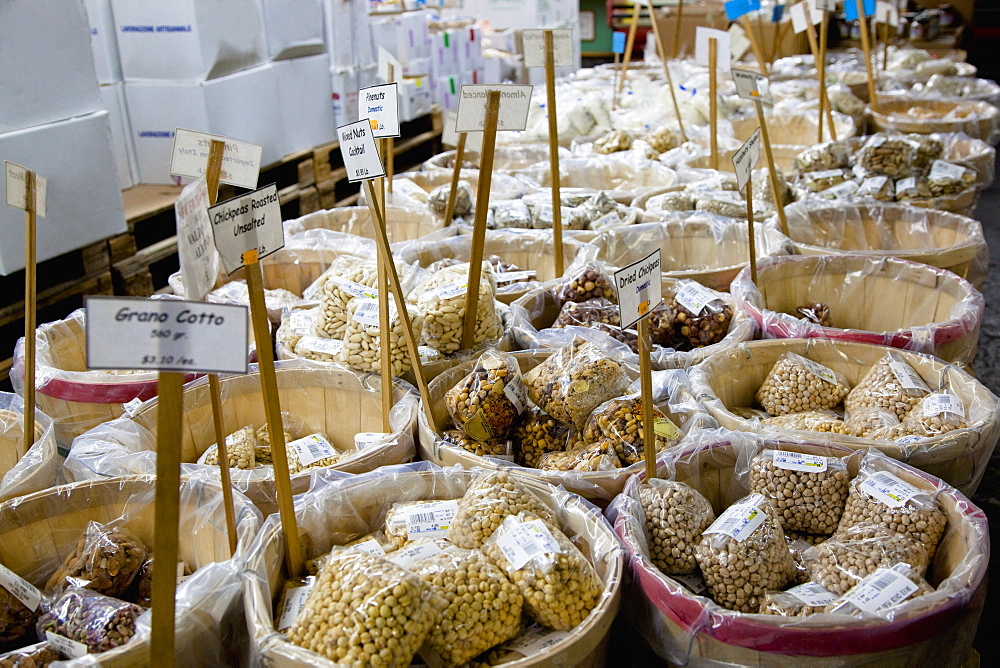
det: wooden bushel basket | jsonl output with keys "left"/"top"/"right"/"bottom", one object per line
{"left": 421, "top": 144, "right": 559, "bottom": 174}
{"left": 607, "top": 438, "right": 987, "bottom": 666}
{"left": 689, "top": 339, "right": 1000, "bottom": 495}
{"left": 867, "top": 99, "right": 1000, "bottom": 145}
{"left": 281, "top": 206, "right": 438, "bottom": 245}
{"left": 783, "top": 201, "right": 989, "bottom": 290}
{"left": 730, "top": 254, "right": 984, "bottom": 366}
{"left": 0, "top": 393, "right": 59, "bottom": 503}
{"left": 0, "top": 475, "right": 261, "bottom": 666}
{"left": 243, "top": 463, "right": 624, "bottom": 666}
{"left": 66, "top": 364, "right": 417, "bottom": 516}
{"left": 730, "top": 111, "right": 857, "bottom": 147}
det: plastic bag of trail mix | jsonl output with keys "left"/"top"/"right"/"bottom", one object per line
{"left": 537, "top": 441, "right": 622, "bottom": 472}
{"left": 581, "top": 395, "right": 682, "bottom": 467}
{"left": 513, "top": 407, "right": 568, "bottom": 468}
{"left": 445, "top": 350, "right": 528, "bottom": 442}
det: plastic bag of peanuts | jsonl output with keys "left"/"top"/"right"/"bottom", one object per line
{"left": 747, "top": 449, "right": 850, "bottom": 534}
{"left": 636, "top": 479, "right": 715, "bottom": 575}
{"left": 450, "top": 470, "right": 558, "bottom": 549}
{"left": 414, "top": 262, "right": 505, "bottom": 354}
{"left": 336, "top": 297, "right": 424, "bottom": 377}
{"left": 804, "top": 524, "right": 931, "bottom": 595}
{"left": 823, "top": 562, "right": 935, "bottom": 619}
{"left": 285, "top": 547, "right": 446, "bottom": 665}
{"left": 513, "top": 407, "right": 568, "bottom": 468}
{"left": 756, "top": 353, "right": 851, "bottom": 416}
{"left": 445, "top": 350, "right": 527, "bottom": 442}
{"left": 581, "top": 395, "right": 682, "bottom": 466}
{"left": 412, "top": 545, "right": 524, "bottom": 666}
{"left": 836, "top": 461, "right": 948, "bottom": 552}
{"left": 844, "top": 352, "right": 930, "bottom": 422}
{"left": 693, "top": 493, "right": 797, "bottom": 612}
{"left": 481, "top": 512, "right": 603, "bottom": 630}
{"left": 759, "top": 582, "right": 838, "bottom": 617}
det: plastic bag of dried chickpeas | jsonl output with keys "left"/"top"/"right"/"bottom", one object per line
{"left": 756, "top": 353, "right": 851, "bottom": 416}
{"left": 747, "top": 449, "right": 850, "bottom": 534}
{"left": 636, "top": 479, "right": 715, "bottom": 575}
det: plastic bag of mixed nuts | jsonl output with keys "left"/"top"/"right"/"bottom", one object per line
{"left": 556, "top": 264, "right": 616, "bottom": 304}
{"left": 513, "top": 407, "right": 568, "bottom": 468}
{"left": 538, "top": 441, "right": 621, "bottom": 472}
{"left": 45, "top": 523, "right": 147, "bottom": 599}
{"left": 442, "top": 429, "right": 511, "bottom": 459}
{"left": 794, "top": 139, "right": 852, "bottom": 173}
{"left": 36, "top": 588, "right": 144, "bottom": 655}
{"left": 581, "top": 395, "right": 682, "bottom": 466}
{"left": 748, "top": 449, "right": 850, "bottom": 534}
{"left": 446, "top": 350, "right": 527, "bottom": 442}
{"left": 637, "top": 479, "right": 715, "bottom": 576}
{"left": 804, "top": 524, "right": 931, "bottom": 595}
{"left": 756, "top": 353, "right": 851, "bottom": 416}
{"left": 856, "top": 135, "right": 921, "bottom": 179}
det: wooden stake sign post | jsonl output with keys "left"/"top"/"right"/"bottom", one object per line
{"left": 696, "top": 28, "right": 730, "bottom": 170}
{"left": 875, "top": 2, "right": 899, "bottom": 71}
{"left": 524, "top": 28, "right": 573, "bottom": 277}
{"left": 815, "top": 0, "right": 838, "bottom": 142}
{"left": 790, "top": 1, "right": 837, "bottom": 142}
{"left": 338, "top": 118, "right": 439, "bottom": 432}
{"left": 645, "top": 0, "right": 688, "bottom": 141}
{"left": 617, "top": 2, "right": 642, "bottom": 99}
{"left": 732, "top": 127, "right": 761, "bottom": 285}
{"left": 454, "top": 84, "right": 532, "bottom": 351}
{"left": 673, "top": 0, "right": 685, "bottom": 59}
{"left": 613, "top": 250, "right": 663, "bottom": 481}
{"left": 846, "top": 0, "right": 879, "bottom": 112}
{"left": 84, "top": 297, "right": 249, "bottom": 667}
{"left": 440, "top": 112, "right": 483, "bottom": 227}
{"left": 4, "top": 161, "right": 45, "bottom": 457}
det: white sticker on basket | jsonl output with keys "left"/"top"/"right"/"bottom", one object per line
{"left": 494, "top": 270, "right": 537, "bottom": 284}
{"left": 787, "top": 582, "right": 837, "bottom": 606}
{"left": 0, "top": 564, "right": 41, "bottom": 612}
{"left": 589, "top": 211, "right": 622, "bottom": 231}
{"left": 350, "top": 538, "right": 387, "bottom": 556}
{"left": 792, "top": 354, "right": 839, "bottom": 385}
{"left": 860, "top": 471, "right": 924, "bottom": 508}
{"left": 45, "top": 631, "right": 88, "bottom": 659}
{"left": 810, "top": 168, "right": 845, "bottom": 180}
{"left": 501, "top": 623, "right": 572, "bottom": 655}
{"left": 328, "top": 275, "right": 378, "bottom": 300}
{"left": 922, "top": 391, "right": 965, "bottom": 419}
{"left": 824, "top": 180, "right": 859, "bottom": 198}
{"left": 404, "top": 500, "right": 459, "bottom": 539}
{"left": 352, "top": 298, "right": 396, "bottom": 327}
{"left": 297, "top": 336, "right": 344, "bottom": 357}
{"left": 288, "top": 434, "right": 338, "bottom": 466}
{"left": 772, "top": 450, "right": 829, "bottom": 473}
{"left": 674, "top": 281, "right": 721, "bottom": 316}
{"left": 929, "top": 160, "right": 968, "bottom": 182}
{"left": 841, "top": 565, "right": 919, "bottom": 613}
{"left": 418, "top": 346, "right": 440, "bottom": 363}
{"left": 858, "top": 176, "right": 891, "bottom": 196}
{"left": 888, "top": 361, "right": 930, "bottom": 394}
{"left": 896, "top": 434, "right": 928, "bottom": 444}
{"left": 436, "top": 281, "right": 469, "bottom": 300}
{"left": 504, "top": 381, "right": 527, "bottom": 414}
{"left": 354, "top": 432, "right": 394, "bottom": 450}
{"left": 495, "top": 519, "right": 562, "bottom": 571}
{"left": 896, "top": 176, "right": 918, "bottom": 193}
{"left": 390, "top": 541, "right": 445, "bottom": 567}
{"left": 276, "top": 578, "right": 315, "bottom": 630}
{"left": 672, "top": 572, "right": 708, "bottom": 595}
{"left": 122, "top": 397, "right": 143, "bottom": 416}
{"left": 703, "top": 496, "right": 767, "bottom": 542}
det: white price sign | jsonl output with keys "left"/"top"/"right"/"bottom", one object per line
{"left": 876, "top": 1, "right": 899, "bottom": 25}
{"left": 4, "top": 161, "right": 46, "bottom": 217}
{"left": 790, "top": 2, "right": 823, "bottom": 33}
{"left": 613, "top": 249, "right": 663, "bottom": 329}
{"left": 359, "top": 83, "right": 400, "bottom": 138}
{"left": 338, "top": 119, "right": 387, "bottom": 183}
{"left": 169, "top": 129, "right": 262, "bottom": 190}
{"left": 815, "top": 0, "right": 838, "bottom": 11}
{"left": 455, "top": 85, "right": 533, "bottom": 133}
{"left": 442, "top": 111, "right": 484, "bottom": 152}
{"left": 806, "top": 0, "right": 830, "bottom": 22}
{"left": 208, "top": 183, "right": 285, "bottom": 275}
{"left": 85, "top": 297, "right": 249, "bottom": 374}
{"left": 732, "top": 127, "right": 761, "bottom": 193}
{"left": 732, "top": 69, "right": 773, "bottom": 106}
{"left": 695, "top": 27, "right": 731, "bottom": 71}
{"left": 174, "top": 176, "right": 218, "bottom": 302}
{"left": 522, "top": 28, "right": 574, "bottom": 68}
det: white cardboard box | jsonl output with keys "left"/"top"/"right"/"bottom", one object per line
{"left": 84, "top": 0, "right": 122, "bottom": 83}
{"left": 273, "top": 55, "right": 336, "bottom": 157}
{"left": 99, "top": 83, "right": 137, "bottom": 189}
{"left": 260, "top": 0, "right": 326, "bottom": 61}
{"left": 399, "top": 77, "right": 433, "bottom": 122}
{"left": 331, "top": 68, "right": 360, "bottom": 128}
{"left": 323, "top": 0, "right": 376, "bottom": 70}
{"left": 0, "top": 111, "right": 126, "bottom": 275}
{"left": 0, "top": 0, "right": 102, "bottom": 134}
{"left": 111, "top": 0, "right": 268, "bottom": 81}
{"left": 125, "top": 65, "right": 282, "bottom": 184}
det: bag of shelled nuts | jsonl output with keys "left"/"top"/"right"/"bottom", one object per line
{"left": 748, "top": 449, "right": 850, "bottom": 535}
{"left": 756, "top": 353, "right": 851, "bottom": 416}
{"left": 449, "top": 470, "right": 558, "bottom": 549}
{"left": 415, "top": 262, "right": 504, "bottom": 354}
{"left": 445, "top": 350, "right": 527, "bottom": 442}
{"left": 823, "top": 562, "right": 935, "bottom": 618}
{"left": 637, "top": 479, "right": 715, "bottom": 575}
{"left": 804, "top": 524, "right": 931, "bottom": 595}
{"left": 759, "top": 582, "right": 838, "bottom": 617}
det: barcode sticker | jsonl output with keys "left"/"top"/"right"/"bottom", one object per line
{"left": 896, "top": 176, "right": 917, "bottom": 193}
{"left": 404, "top": 500, "right": 459, "bottom": 539}
{"left": 672, "top": 572, "right": 708, "bottom": 595}
{"left": 122, "top": 397, "right": 143, "bottom": 416}
{"left": 589, "top": 211, "right": 622, "bottom": 231}
{"left": 772, "top": 450, "right": 829, "bottom": 473}
{"left": 329, "top": 275, "right": 378, "bottom": 299}
{"left": 287, "top": 309, "right": 315, "bottom": 335}
{"left": 810, "top": 168, "right": 845, "bottom": 179}
{"left": 674, "top": 281, "right": 721, "bottom": 315}
{"left": 389, "top": 541, "right": 444, "bottom": 567}
{"left": 276, "top": 578, "right": 316, "bottom": 630}
{"left": 418, "top": 345, "right": 441, "bottom": 362}
{"left": 787, "top": 582, "right": 837, "bottom": 606}
{"left": 824, "top": 180, "right": 859, "bottom": 198}
{"left": 495, "top": 519, "right": 562, "bottom": 570}
{"left": 922, "top": 391, "right": 965, "bottom": 419}
{"left": 503, "top": 381, "right": 527, "bottom": 414}
{"left": 929, "top": 160, "right": 968, "bottom": 182}
{"left": 297, "top": 336, "right": 344, "bottom": 356}
{"left": 792, "top": 354, "right": 839, "bottom": 385}
{"left": 494, "top": 270, "right": 537, "bottom": 284}
{"left": 46, "top": 631, "right": 89, "bottom": 658}
{"left": 0, "top": 564, "right": 41, "bottom": 612}
{"left": 352, "top": 298, "right": 396, "bottom": 327}
{"left": 500, "top": 623, "right": 572, "bottom": 655}
{"left": 840, "top": 565, "right": 918, "bottom": 613}
{"left": 888, "top": 361, "right": 930, "bottom": 394}
{"left": 860, "top": 470, "right": 924, "bottom": 508}
{"left": 703, "top": 495, "right": 767, "bottom": 542}
{"left": 858, "top": 175, "right": 891, "bottom": 196}
{"left": 350, "top": 538, "right": 387, "bottom": 556}
{"left": 288, "top": 433, "right": 338, "bottom": 466}
{"left": 436, "top": 281, "right": 469, "bottom": 300}
{"left": 354, "top": 432, "right": 395, "bottom": 450}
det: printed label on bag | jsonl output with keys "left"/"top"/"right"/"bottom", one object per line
{"left": 288, "top": 309, "right": 315, "bottom": 335}
{"left": 354, "top": 432, "right": 394, "bottom": 450}
{"left": 787, "top": 582, "right": 837, "bottom": 606}
{"left": 896, "top": 176, "right": 917, "bottom": 193}
{"left": 350, "top": 539, "right": 387, "bottom": 556}
{"left": 0, "top": 564, "right": 41, "bottom": 612}
{"left": 123, "top": 397, "right": 143, "bottom": 416}
{"left": 418, "top": 346, "right": 441, "bottom": 363}
{"left": 824, "top": 180, "right": 859, "bottom": 198}
{"left": 810, "top": 168, "right": 845, "bottom": 180}
{"left": 674, "top": 281, "right": 721, "bottom": 315}
{"left": 841, "top": 565, "right": 918, "bottom": 613}
{"left": 404, "top": 500, "right": 459, "bottom": 539}
{"left": 46, "top": 631, "right": 89, "bottom": 658}
{"left": 297, "top": 336, "right": 343, "bottom": 356}
{"left": 703, "top": 496, "right": 767, "bottom": 542}
{"left": 352, "top": 298, "right": 396, "bottom": 327}
{"left": 888, "top": 361, "right": 930, "bottom": 394}
{"left": 672, "top": 572, "right": 708, "bottom": 595}
{"left": 654, "top": 417, "right": 682, "bottom": 441}
{"left": 276, "top": 578, "right": 316, "bottom": 630}
{"left": 772, "top": 450, "right": 829, "bottom": 473}
{"left": 494, "top": 270, "right": 537, "bottom": 284}
{"left": 436, "top": 281, "right": 469, "bottom": 300}
{"left": 858, "top": 175, "right": 892, "bottom": 196}
{"left": 328, "top": 275, "right": 378, "bottom": 300}
{"left": 287, "top": 433, "right": 338, "bottom": 466}
{"left": 790, "top": 354, "right": 839, "bottom": 385}
{"left": 389, "top": 541, "right": 445, "bottom": 567}
{"left": 503, "top": 381, "right": 527, "bottom": 414}
{"left": 929, "top": 160, "right": 968, "bottom": 182}
{"left": 501, "top": 623, "right": 572, "bottom": 655}
{"left": 922, "top": 391, "right": 965, "bottom": 419}
{"left": 860, "top": 470, "right": 924, "bottom": 508}
{"left": 589, "top": 211, "right": 622, "bottom": 231}
{"left": 495, "top": 519, "right": 562, "bottom": 570}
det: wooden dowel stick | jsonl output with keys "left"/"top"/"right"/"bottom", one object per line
{"left": 638, "top": 317, "right": 656, "bottom": 482}
{"left": 647, "top": 0, "right": 687, "bottom": 141}
{"left": 461, "top": 91, "right": 500, "bottom": 351}
{"left": 818, "top": 13, "right": 837, "bottom": 141}
{"left": 150, "top": 371, "right": 184, "bottom": 667}
{"left": 754, "top": 100, "right": 789, "bottom": 237}
{"left": 544, "top": 31, "right": 565, "bottom": 278}
{"left": 741, "top": 16, "right": 769, "bottom": 74}
{"left": 709, "top": 38, "right": 719, "bottom": 170}
{"left": 882, "top": 21, "right": 890, "bottom": 70}
{"left": 612, "top": 52, "right": 620, "bottom": 110}
{"left": 21, "top": 170, "right": 36, "bottom": 458}
{"left": 376, "top": 139, "right": 393, "bottom": 434}
{"left": 442, "top": 132, "right": 466, "bottom": 227}
{"left": 244, "top": 253, "right": 303, "bottom": 577}
{"left": 673, "top": 0, "right": 684, "bottom": 59}
{"left": 745, "top": 187, "right": 758, "bottom": 285}
{"left": 618, "top": 3, "right": 641, "bottom": 98}
{"left": 856, "top": 0, "right": 879, "bottom": 112}
{"left": 388, "top": 65, "right": 395, "bottom": 194}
